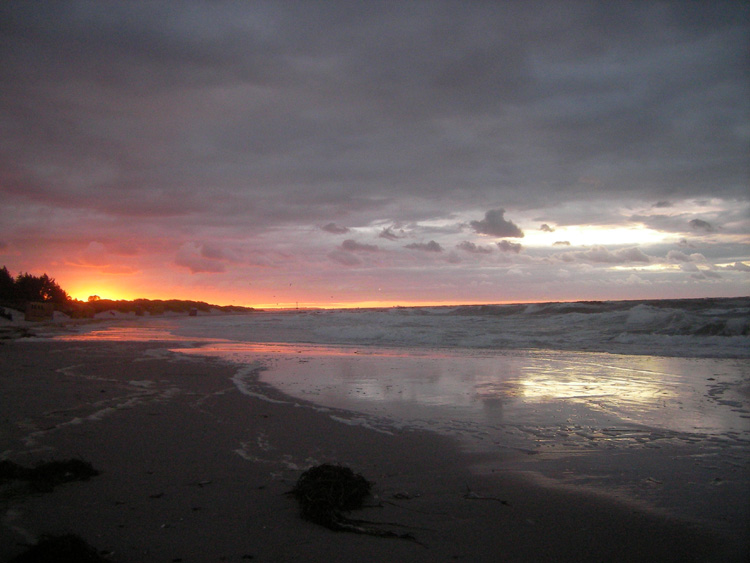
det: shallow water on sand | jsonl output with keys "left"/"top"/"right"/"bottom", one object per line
{"left": 179, "top": 341, "right": 750, "bottom": 535}
{"left": 52, "top": 318, "right": 750, "bottom": 536}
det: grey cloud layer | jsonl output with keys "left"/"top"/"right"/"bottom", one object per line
{"left": 0, "top": 2, "right": 747, "bottom": 301}
{"left": 1, "top": 1, "right": 747, "bottom": 229}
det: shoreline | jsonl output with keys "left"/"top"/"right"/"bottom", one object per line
{"left": 3, "top": 298, "right": 750, "bottom": 361}
{"left": 1, "top": 339, "right": 745, "bottom": 562}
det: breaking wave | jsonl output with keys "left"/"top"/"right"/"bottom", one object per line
{"left": 172, "top": 297, "right": 750, "bottom": 358}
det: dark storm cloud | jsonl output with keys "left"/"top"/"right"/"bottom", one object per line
{"left": 341, "top": 239, "right": 379, "bottom": 252}
{"left": 689, "top": 219, "right": 715, "bottom": 233}
{"left": 379, "top": 227, "right": 405, "bottom": 241}
{"left": 497, "top": 240, "right": 523, "bottom": 253}
{"left": 322, "top": 223, "right": 349, "bottom": 234}
{"left": 405, "top": 241, "right": 443, "bottom": 253}
{"left": 1, "top": 0, "right": 747, "bottom": 229}
{"left": 540, "top": 224, "right": 555, "bottom": 232}
{"left": 470, "top": 209, "right": 524, "bottom": 238}
{"left": 457, "top": 241, "right": 493, "bottom": 254}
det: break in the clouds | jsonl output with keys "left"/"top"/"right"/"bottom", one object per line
{"left": 0, "top": 1, "right": 747, "bottom": 306}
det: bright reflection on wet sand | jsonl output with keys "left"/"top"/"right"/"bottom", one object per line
{"left": 52, "top": 325, "right": 750, "bottom": 530}
{"left": 53, "top": 326, "right": 749, "bottom": 449}
{"left": 223, "top": 343, "right": 748, "bottom": 530}
{"left": 179, "top": 342, "right": 749, "bottom": 444}
{"left": 52, "top": 325, "right": 209, "bottom": 342}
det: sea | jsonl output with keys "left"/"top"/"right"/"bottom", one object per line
{"left": 51, "top": 297, "right": 750, "bottom": 539}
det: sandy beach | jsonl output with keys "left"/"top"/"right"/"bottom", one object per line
{"left": 1, "top": 338, "right": 744, "bottom": 562}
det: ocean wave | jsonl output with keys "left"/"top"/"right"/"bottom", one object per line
{"left": 169, "top": 297, "right": 750, "bottom": 359}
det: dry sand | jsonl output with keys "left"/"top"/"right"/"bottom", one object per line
{"left": 0, "top": 339, "right": 742, "bottom": 562}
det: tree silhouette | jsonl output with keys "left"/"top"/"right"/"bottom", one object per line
{"left": 0, "top": 267, "right": 69, "bottom": 304}
{"left": 0, "top": 266, "right": 14, "bottom": 301}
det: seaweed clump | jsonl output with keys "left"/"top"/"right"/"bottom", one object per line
{"left": 291, "top": 463, "right": 372, "bottom": 525}
{"left": 0, "top": 459, "right": 99, "bottom": 492}
{"left": 9, "top": 533, "right": 111, "bottom": 563}
{"left": 290, "top": 464, "right": 414, "bottom": 541}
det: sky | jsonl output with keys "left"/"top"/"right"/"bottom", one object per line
{"left": 1, "top": 1, "right": 748, "bottom": 308}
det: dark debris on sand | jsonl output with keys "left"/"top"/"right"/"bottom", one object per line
{"left": 0, "top": 459, "right": 100, "bottom": 492}
{"left": 1, "top": 461, "right": 109, "bottom": 561}
{"left": 289, "top": 463, "right": 416, "bottom": 541}
{"left": 9, "top": 533, "right": 111, "bottom": 563}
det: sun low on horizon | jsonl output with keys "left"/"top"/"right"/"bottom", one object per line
{"left": 7, "top": 198, "right": 750, "bottom": 310}
{"left": 0, "top": 2, "right": 747, "bottom": 308}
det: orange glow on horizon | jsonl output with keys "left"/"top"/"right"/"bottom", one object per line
{"left": 66, "top": 281, "right": 533, "bottom": 310}
{"left": 251, "top": 298, "right": 531, "bottom": 310}
{"left": 54, "top": 274, "right": 709, "bottom": 312}
{"left": 59, "top": 272, "right": 531, "bottom": 309}
{"left": 68, "top": 287, "right": 136, "bottom": 302}
{"left": 57, "top": 269, "right": 667, "bottom": 311}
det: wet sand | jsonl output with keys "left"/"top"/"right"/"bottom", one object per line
{"left": 0, "top": 339, "right": 744, "bottom": 562}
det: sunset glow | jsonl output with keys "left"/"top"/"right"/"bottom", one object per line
{"left": 522, "top": 225, "right": 670, "bottom": 248}
{"left": 66, "top": 285, "right": 136, "bottom": 303}
{"left": 1, "top": 2, "right": 747, "bottom": 307}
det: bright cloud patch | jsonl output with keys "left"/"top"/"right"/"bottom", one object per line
{"left": 558, "top": 246, "right": 651, "bottom": 264}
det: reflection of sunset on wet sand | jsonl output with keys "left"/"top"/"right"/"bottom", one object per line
{"left": 2, "top": 2, "right": 748, "bottom": 560}
{"left": 54, "top": 325, "right": 193, "bottom": 342}
{"left": 4, "top": 300, "right": 745, "bottom": 560}
{"left": 236, "top": 344, "right": 748, "bottom": 540}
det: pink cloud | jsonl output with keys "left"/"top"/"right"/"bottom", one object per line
{"left": 175, "top": 242, "right": 228, "bottom": 273}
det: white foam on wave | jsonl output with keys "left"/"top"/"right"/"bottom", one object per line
{"left": 165, "top": 297, "right": 750, "bottom": 358}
